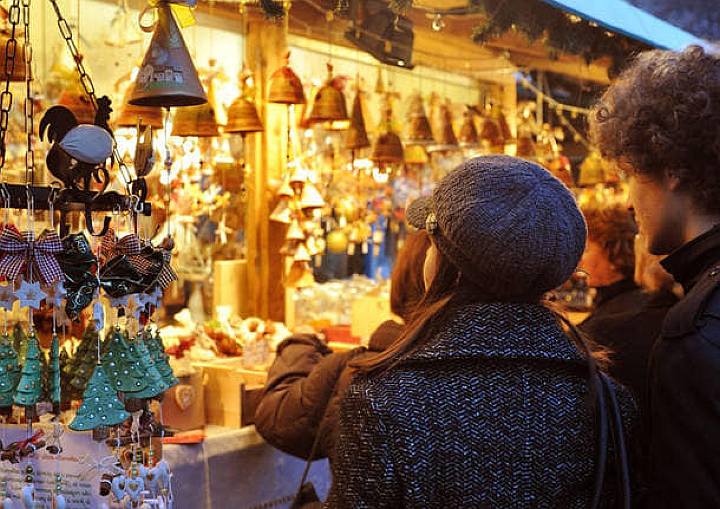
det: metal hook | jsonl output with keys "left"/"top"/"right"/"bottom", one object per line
{"left": 84, "top": 203, "right": 112, "bottom": 237}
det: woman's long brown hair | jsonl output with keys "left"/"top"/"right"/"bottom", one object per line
{"left": 352, "top": 241, "right": 609, "bottom": 375}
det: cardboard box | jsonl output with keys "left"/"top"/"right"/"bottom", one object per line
{"left": 193, "top": 358, "right": 267, "bottom": 428}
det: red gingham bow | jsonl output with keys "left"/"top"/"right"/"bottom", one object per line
{"left": 100, "top": 228, "right": 154, "bottom": 274}
{"left": 156, "top": 248, "right": 177, "bottom": 289}
{"left": 0, "top": 228, "right": 64, "bottom": 286}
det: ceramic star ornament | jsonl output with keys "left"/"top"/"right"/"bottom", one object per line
{"left": 0, "top": 283, "right": 17, "bottom": 311}
{"left": 46, "top": 281, "right": 67, "bottom": 309}
{"left": 14, "top": 280, "right": 46, "bottom": 310}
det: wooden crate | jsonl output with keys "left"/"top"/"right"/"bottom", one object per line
{"left": 192, "top": 358, "right": 267, "bottom": 428}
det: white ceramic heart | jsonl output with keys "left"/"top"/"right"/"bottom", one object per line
{"left": 174, "top": 385, "right": 195, "bottom": 411}
{"left": 111, "top": 474, "right": 126, "bottom": 502}
{"left": 124, "top": 476, "right": 145, "bottom": 502}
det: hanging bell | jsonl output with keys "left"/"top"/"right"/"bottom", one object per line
{"left": 299, "top": 183, "right": 325, "bottom": 210}
{"left": 288, "top": 166, "right": 308, "bottom": 187}
{"left": 404, "top": 145, "right": 428, "bottom": 165}
{"left": 225, "top": 96, "right": 263, "bottom": 134}
{"left": 277, "top": 178, "right": 295, "bottom": 198}
{"left": 371, "top": 131, "right": 404, "bottom": 163}
{"left": 58, "top": 89, "right": 96, "bottom": 124}
{"left": 115, "top": 84, "right": 164, "bottom": 129}
{"left": 129, "top": 2, "right": 207, "bottom": 107}
{"left": 405, "top": 94, "right": 435, "bottom": 146}
{"left": 171, "top": 82, "right": 220, "bottom": 137}
{"left": 494, "top": 106, "right": 513, "bottom": 142}
{"left": 458, "top": 110, "right": 479, "bottom": 148}
{"left": 428, "top": 103, "right": 458, "bottom": 153}
{"left": 286, "top": 220, "right": 306, "bottom": 241}
{"left": 307, "top": 63, "right": 348, "bottom": 126}
{"left": 286, "top": 263, "right": 315, "bottom": 288}
{"left": 270, "top": 199, "right": 292, "bottom": 224}
{"left": 516, "top": 128, "right": 537, "bottom": 159}
{"left": 268, "top": 53, "right": 305, "bottom": 105}
{"left": 480, "top": 116, "right": 503, "bottom": 150}
{"left": 306, "top": 236, "right": 323, "bottom": 257}
{"left": 293, "top": 243, "right": 312, "bottom": 263}
{"left": 0, "top": 30, "right": 26, "bottom": 82}
{"left": 345, "top": 92, "right": 370, "bottom": 151}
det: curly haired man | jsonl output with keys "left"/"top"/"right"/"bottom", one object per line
{"left": 590, "top": 44, "right": 720, "bottom": 508}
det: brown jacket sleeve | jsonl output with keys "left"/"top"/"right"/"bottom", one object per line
{"left": 254, "top": 333, "right": 361, "bottom": 460}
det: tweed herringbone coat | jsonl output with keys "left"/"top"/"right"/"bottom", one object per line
{"left": 324, "top": 302, "right": 637, "bottom": 509}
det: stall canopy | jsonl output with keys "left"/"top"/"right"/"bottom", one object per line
{"left": 541, "top": 0, "right": 707, "bottom": 50}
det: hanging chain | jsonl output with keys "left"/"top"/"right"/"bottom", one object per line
{"left": 0, "top": 0, "right": 21, "bottom": 172}
{"left": 48, "top": 0, "right": 135, "bottom": 188}
{"left": 22, "top": 0, "right": 34, "bottom": 186}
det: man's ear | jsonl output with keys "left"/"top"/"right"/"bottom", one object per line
{"left": 665, "top": 169, "right": 682, "bottom": 191}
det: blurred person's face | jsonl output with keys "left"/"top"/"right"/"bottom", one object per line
{"left": 580, "top": 240, "right": 622, "bottom": 287}
{"left": 627, "top": 172, "right": 686, "bottom": 255}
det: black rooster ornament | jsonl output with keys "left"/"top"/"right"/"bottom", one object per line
{"left": 39, "top": 96, "right": 115, "bottom": 192}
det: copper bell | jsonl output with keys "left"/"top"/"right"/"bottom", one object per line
{"left": 480, "top": 116, "right": 503, "bottom": 148}
{"left": 372, "top": 131, "right": 404, "bottom": 164}
{"left": 226, "top": 70, "right": 263, "bottom": 134}
{"left": 428, "top": 102, "right": 458, "bottom": 153}
{"left": 268, "top": 53, "right": 305, "bottom": 105}
{"left": 307, "top": 63, "right": 348, "bottom": 125}
{"left": 130, "top": 2, "right": 207, "bottom": 107}
{"left": 115, "top": 85, "right": 164, "bottom": 129}
{"left": 58, "top": 89, "right": 96, "bottom": 124}
{"left": 458, "top": 109, "right": 479, "bottom": 148}
{"left": 405, "top": 94, "right": 434, "bottom": 146}
{"left": 172, "top": 81, "right": 220, "bottom": 137}
{"left": 404, "top": 145, "right": 428, "bottom": 165}
{"left": 345, "top": 92, "right": 370, "bottom": 151}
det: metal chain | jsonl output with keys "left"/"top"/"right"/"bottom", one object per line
{"left": 0, "top": 0, "right": 21, "bottom": 172}
{"left": 22, "top": 0, "right": 34, "bottom": 186}
{"left": 48, "top": 0, "right": 134, "bottom": 188}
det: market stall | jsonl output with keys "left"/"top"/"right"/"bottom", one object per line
{"left": 0, "top": 0, "right": 704, "bottom": 507}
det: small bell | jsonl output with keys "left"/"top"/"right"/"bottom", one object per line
{"left": 286, "top": 220, "right": 305, "bottom": 241}
{"left": 405, "top": 94, "right": 435, "bottom": 146}
{"left": 371, "top": 131, "right": 404, "bottom": 163}
{"left": 428, "top": 102, "right": 458, "bottom": 153}
{"left": 115, "top": 84, "right": 164, "bottom": 129}
{"left": 516, "top": 129, "right": 537, "bottom": 159}
{"left": 277, "top": 178, "right": 295, "bottom": 198}
{"left": 404, "top": 144, "right": 428, "bottom": 165}
{"left": 288, "top": 166, "right": 309, "bottom": 186}
{"left": 307, "top": 63, "right": 348, "bottom": 125}
{"left": 345, "top": 91, "right": 370, "bottom": 150}
{"left": 299, "top": 183, "right": 325, "bottom": 210}
{"left": 268, "top": 52, "right": 305, "bottom": 105}
{"left": 293, "top": 243, "right": 312, "bottom": 263}
{"left": 171, "top": 81, "right": 220, "bottom": 137}
{"left": 270, "top": 200, "right": 292, "bottom": 224}
{"left": 458, "top": 109, "right": 479, "bottom": 148}
{"left": 226, "top": 71, "right": 263, "bottom": 134}
{"left": 286, "top": 263, "right": 315, "bottom": 288}
{"left": 480, "top": 116, "right": 503, "bottom": 151}
{"left": 130, "top": 2, "right": 207, "bottom": 107}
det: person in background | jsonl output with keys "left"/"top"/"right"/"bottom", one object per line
{"left": 254, "top": 230, "right": 430, "bottom": 461}
{"left": 579, "top": 207, "right": 678, "bottom": 410}
{"left": 325, "top": 156, "right": 637, "bottom": 508}
{"left": 590, "top": 44, "right": 720, "bottom": 508}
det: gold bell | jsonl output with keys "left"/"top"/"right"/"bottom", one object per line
{"left": 293, "top": 243, "right": 312, "bottom": 263}
{"left": 268, "top": 52, "right": 305, "bottom": 105}
{"left": 458, "top": 110, "right": 479, "bottom": 148}
{"left": 299, "top": 183, "right": 325, "bottom": 210}
{"left": 58, "top": 89, "right": 96, "bottom": 124}
{"left": 171, "top": 81, "right": 220, "bottom": 137}
{"left": 516, "top": 129, "right": 537, "bottom": 159}
{"left": 428, "top": 103, "right": 458, "bottom": 153}
{"left": 307, "top": 63, "right": 348, "bottom": 125}
{"left": 371, "top": 131, "right": 404, "bottom": 163}
{"left": 404, "top": 145, "right": 428, "bottom": 165}
{"left": 405, "top": 94, "right": 435, "bottom": 146}
{"left": 345, "top": 92, "right": 370, "bottom": 151}
{"left": 130, "top": 2, "right": 207, "bottom": 107}
{"left": 225, "top": 96, "right": 263, "bottom": 134}
{"left": 480, "top": 116, "right": 503, "bottom": 148}
{"left": 286, "top": 220, "right": 306, "bottom": 241}
{"left": 270, "top": 199, "right": 292, "bottom": 224}
{"left": 494, "top": 106, "right": 513, "bottom": 142}
{"left": 115, "top": 85, "right": 164, "bottom": 129}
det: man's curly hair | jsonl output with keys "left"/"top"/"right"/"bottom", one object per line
{"left": 589, "top": 45, "right": 720, "bottom": 214}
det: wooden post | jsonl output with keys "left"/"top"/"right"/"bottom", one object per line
{"left": 244, "top": 8, "right": 288, "bottom": 321}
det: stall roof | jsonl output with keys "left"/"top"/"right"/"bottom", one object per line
{"left": 540, "top": 0, "right": 707, "bottom": 51}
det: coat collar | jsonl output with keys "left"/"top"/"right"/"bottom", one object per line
{"left": 401, "top": 302, "right": 586, "bottom": 365}
{"left": 661, "top": 224, "right": 720, "bottom": 292}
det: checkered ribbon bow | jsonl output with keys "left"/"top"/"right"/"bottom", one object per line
{"left": 157, "top": 248, "right": 177, "bottom": 290}
{"left": 0, "top": 227, "right": 64, "bottom": 286}
{"left": 100, "top": 229, "right": 154, "bottom": 275}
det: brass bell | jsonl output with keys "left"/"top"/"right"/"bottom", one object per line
{"left": 58, "top": 89, "right": 96, "bottom": 124}
{"left": 516, "top": 124, "right": 537, "bottom": 158}
{"left": 428, "top": 102, "right": 458, "bottom": 153}
{"left": 130, "top": 2, "right": 207, "bottom": 107}
{"left": 494, "top": 106, "right": 513, "bottom": 142}
{"left": 458, "top": 110, "right": 479, "bottom": 148}
{"left": 115, "top": 85, "right": 164, "bottom": 129}
{"left": 307, "top": 63, "right": 348, "bottom": 125}
{"left": 270, "top": 199, "right": 292, "bottom": 224}
{"left": 480, "top": 116, "right": 503, "bottom": 148}
{"left": 171, "top": 102, "right": 219, "bottom": 137}
{"left": 299, "top": 183, "right": 325, "bottom": 210}
{"left": 404, "top": 145, "right": 428, "bottom": 165}
{"left": 226, "top": 70, "right": 263, "bottom": 134}
{"left": 345, "top": 91, "right": 370, "bottom": 151}
{"left": 268, "top": 52, "right": 305, "bottom": 105}
{"left": 371, "top": 131, "right": 404, "bottom": 163}
{"left": 405, "top": 94, "right": 434, "bottom": 146}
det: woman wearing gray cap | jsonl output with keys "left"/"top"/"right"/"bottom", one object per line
{"left": 323, "top": 156, "right": 637, "bottom": 509}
